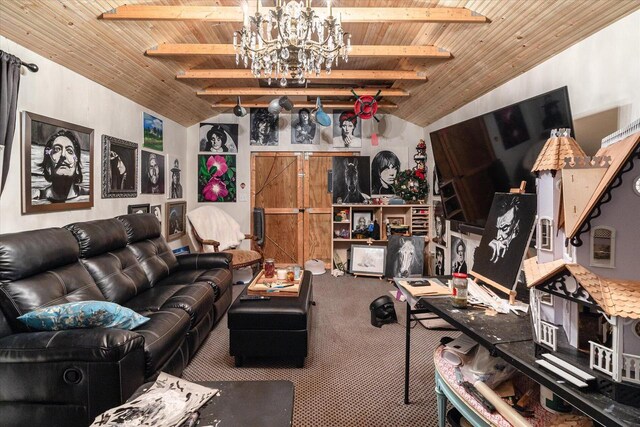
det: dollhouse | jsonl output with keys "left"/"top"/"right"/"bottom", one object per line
{"left": 524, "top": 127, "right": 640, "bottom": 405}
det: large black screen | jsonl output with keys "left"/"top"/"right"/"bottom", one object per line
{"left": 430, "top": 87, "right": 574, "bottom": 228}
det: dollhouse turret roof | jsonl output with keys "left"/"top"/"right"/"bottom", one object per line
{"left": 531, "top": 135, "right": 586, "bottom": 173}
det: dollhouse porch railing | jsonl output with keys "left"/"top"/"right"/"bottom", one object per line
{"left": 539, "top": 321, "right": 558, "bottom": 351}
{"left": 590, "top": 341, "right": 615, "bottom": 379}
{"left": 622, "top": 353, "right": 640, "bottom": 384}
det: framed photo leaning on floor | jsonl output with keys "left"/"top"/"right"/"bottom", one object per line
{"left": 350, "top": 244, "right": 386, "bottom": 276}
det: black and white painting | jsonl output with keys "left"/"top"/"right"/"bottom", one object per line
{"left": 199, "top": 123, "right": 238, "bottom": 153}
{"left": 432, "top": 200, "right": 447, "bottom": 247}
{"left": 167, "top": 156, "right": 183, "bottom": 199}
{"left": 332, "top": 110, "right": 361, "bottom": 148}
{"left": 166, "top": 201, "right": 186, "bottom": 241}
{"left": 450, "top": 233, "right": 468, "bottom": 274}
{"left": 250, "top": 108, "right": 279, "bottom": 146}
{"left": 291, "top": 108, "right": 318, "bottom": 144}
{"left": 151, "top": 204, "right": 162, "bottom": 226}
{"left": 102, "top": 135, "right": 137, "bottom": 198}
{"left": 472, "top": 193, "right": 537, "bottom": 289}
{"left": 332, "top": 156, "right": 371, "bottom": 204}
{"left": 371, "top": 150, "right": 401, "bottom": 195}
{"left": 385, "top": 235, "right": 425, "bottom": 278}
{"left": 140, "top": 151, "right": 165, "bottom": 194}
{"left": 23, "top": 112, "right": 93, "bottom": 214}
{"left": 434, "top": 246, "right": 446, "bottom": 276}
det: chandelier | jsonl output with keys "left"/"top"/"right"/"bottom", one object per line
{"left": 233, "top": 0, "right": 351, "bottom": 87}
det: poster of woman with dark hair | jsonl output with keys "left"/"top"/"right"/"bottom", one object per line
{"left": 291, "top": 108, "right": 318, "bottom": 144}
{"left": 371, "top": 150, "right": 401, "bottom": 195}
{"left": 199, "top": 123, "right": 238, "bottom": 152}
{"left": 250, "top": 108, "right": 279, "bottom": 146}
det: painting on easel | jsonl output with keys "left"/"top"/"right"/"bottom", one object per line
{"left": 472, "top": 192, "right": 537, "bottom": 290}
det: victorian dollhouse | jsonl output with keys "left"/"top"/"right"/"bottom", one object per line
{"left": 523, "top": 126, "right": 640, "bottom": 405}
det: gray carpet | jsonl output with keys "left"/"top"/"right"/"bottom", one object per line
{"left": 183, "top": 274, "right": 458, "bottom": 427}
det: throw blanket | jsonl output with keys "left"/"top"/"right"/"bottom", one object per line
{"left": 187, "top": 206, "right": 246, "bottom": 252}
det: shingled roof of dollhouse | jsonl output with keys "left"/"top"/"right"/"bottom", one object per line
{"left": 566, "top": 131, "right": 640, "bottom": 239}
{"left": 525, "top": 257, "right": 640, "bottom": 319}
{"left": 531, "top": 136, "right": 586, "bottom": 173}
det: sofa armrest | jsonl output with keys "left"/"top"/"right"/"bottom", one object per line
{"left": 0, "top": 328, "right": 144, "bottom": 363}
{"left": 176, "top": 252, "right": 233, "bottom": 270}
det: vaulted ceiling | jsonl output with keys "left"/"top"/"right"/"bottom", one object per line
{"left": 1, "top": 1, "right": 638, "bottom": 127}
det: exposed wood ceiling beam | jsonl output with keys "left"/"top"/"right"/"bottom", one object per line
{"left": 148, "top": 44, "right": 450, "bottom": 58}
{"left": 178, "top": 69, "right": 427, "bottom": 81}
{"left": 211, "top": 101, "right": 398, "bottom": 110}
{"left": 197, "top": 88, "right": 409, "bottom": 97}
{"left": 102, "top": 6, "right": 488, "bottom": 24}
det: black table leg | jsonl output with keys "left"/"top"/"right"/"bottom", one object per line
{"left": 404, "top": 300, "right": 411, "bottom": 404}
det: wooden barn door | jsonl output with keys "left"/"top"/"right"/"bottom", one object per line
{"left": 252, "top": 151, "right": 357, "bottom": 266}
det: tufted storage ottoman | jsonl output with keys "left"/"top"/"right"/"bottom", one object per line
{"left": 228, "top": 271, "right": 313, "bottom": 368}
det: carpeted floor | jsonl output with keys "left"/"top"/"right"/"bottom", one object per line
{"left": 183, "top": 274, "right": 459, "bottom": 427}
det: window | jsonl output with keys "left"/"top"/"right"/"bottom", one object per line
{"left": 590, "top": 226, "right": 615, "bottom": 268}
{"left": 540, "top": 292, "right": 554, "bottom": 306}
{"left": 538, "top": 217, "right": 553, "bottom": 251}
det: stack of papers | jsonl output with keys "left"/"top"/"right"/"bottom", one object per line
{"left": 397, "top": 279, "right": 451, "bottom": 297}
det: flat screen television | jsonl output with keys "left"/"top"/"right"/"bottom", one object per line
{"left": 430, "top": 86, "right": 574, "bottom": 229}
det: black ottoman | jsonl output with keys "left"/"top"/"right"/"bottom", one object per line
{"left": 228, "top": 271, "right": 313, "bottom": 367}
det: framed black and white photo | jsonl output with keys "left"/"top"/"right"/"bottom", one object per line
{"left": 22, "top": 111, "right": 94, "bottom": 214}
{"left": 352, "top": 211, "right": 373, "bottom": 232}
{"left": 450, "top": 233, "right": 467, "bottom": 274}
{"left": 371, "top": 150, "right": 402, "bottom": 195}
{"left": 385, "top": 235, "right": 425, "bottom": 278}
{"left": 250, "top": 108, "right": 279, "bottom": 146}
{"left": 350, "top": 245, "right": 386, "bottom": 276}
{"left": 432, "top": 200, "right": 447, "bottom": 247}
{"left": 128, "top": 203, "right": 150, "bottom": 214}
{"left": 151, "top": 204, "right": 162, "bottom": 227}
{"left": 472, "top": 193, "right": 537, "bottom": 290}
{"left": 291, "top": 108, "right": 318, "bottom": 144}
{"left": 199, "top": 123, "right": 238, "bottom": 153}
{"left": 434, "top": 246, "right": 446, "bottom": 276}
{"left": 167, "top": 155, "right": 183, "bottom": 199}
{"left": 102, "top": 135, "right": 137, "bottom": 198}
{"left": 332, "top": 110, "right": 361, "bottom": 148}
{"left": 140, "top": 150, "right": 165, "bottom": 194}
{"left": 332, "top": 156, "right": 371, "bottom": 204}
{"left": 166, "top": 201, "right": 186, "bottom": 241}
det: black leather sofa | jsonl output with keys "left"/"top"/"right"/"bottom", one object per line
{"left": 0, "top": 214, "right": 232, "bottom": 427}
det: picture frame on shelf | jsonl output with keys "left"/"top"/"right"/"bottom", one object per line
{"left": 352, "top": 211, "right": 373, "bottom": 232}
{"left": 128, "top": 203, "right": 150, "bottom": 214}
{"left": 22, "top": 111, "right": 94, "bottom": 214}
{"left": 102, "top": 135, "right": 137, "bottom": 198}
{"left": 350, "top": 244, "right": 386, "bottom": 276}
{"left": 387, "top": 216, "right": 405, "bottom": 226}
{"left": 166, "top": 201, "right": 187, "bottom": 241}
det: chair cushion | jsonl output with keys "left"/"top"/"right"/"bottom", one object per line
{"left": 224, "top": 249, "right": 262, "bottom": 268}
{"left": 156, "top": 268, "right": 232, "bottom": 301}
{"left": 17, "top": 301, "right": 149, "bottom": 331}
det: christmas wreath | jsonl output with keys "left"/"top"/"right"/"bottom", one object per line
{"left": 393, "top": 168, "right": 429, "bottom": 202}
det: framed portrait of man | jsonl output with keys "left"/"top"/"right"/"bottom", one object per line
{"left": 291, "top": 108, "right": 319, "bottom": 144}
{"left": 167, "top": 155, "right": 183, "bottom": 200}
{"left": 102, "top": 135, "right": 137, "bottom": 198}
{"left": 22, "top": 111, "right": 94, "bottom": 214}
{"left": 140, "top": 150, "right": 165, "bottom": 194}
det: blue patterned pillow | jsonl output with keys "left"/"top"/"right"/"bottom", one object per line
{"left": 17, "top": 301, "right": 150, "bottom": 331}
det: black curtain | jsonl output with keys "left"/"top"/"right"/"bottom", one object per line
{"left": 0, "top": 50, "right": 21, "bottom": 196}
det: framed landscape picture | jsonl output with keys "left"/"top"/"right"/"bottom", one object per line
{"left": 22, "top": 111, "right": 94, "bottom": 214}
{"left": 143, "top": 112, "right": 163, "bottom": 151}
{"left": 102, "top": 135, "right": 137, "bottom": 198}
{"left": 166, "top": 201, "right": 187, "bottom": 241}
{"left": 350, "top": 244, "right": 386, "bottom": 276}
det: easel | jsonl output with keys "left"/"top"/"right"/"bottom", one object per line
{"left": 470, "top": 181, "right": 528, "bottom": 305}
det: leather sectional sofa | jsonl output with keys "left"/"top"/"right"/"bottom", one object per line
{"left": 0, "top": 214, "right": 233, "bottom": 427}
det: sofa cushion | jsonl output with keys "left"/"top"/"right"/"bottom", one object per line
{"left": 156, "top": 268, "right": 232, "bottom": 301}
{"left": 17, "top": 301, "right": 149, "bottom": 331}
{"left": 117, "top": 213, "right": 163, "bottom": 244}
{"left": 65, "top": 218, "right": 128, "bottom": 258}
{"left": 0, "top": 228, "right": 79, "bottom": 281}
{"left": 132, "top": 308, "right": 190, "bottom": 377}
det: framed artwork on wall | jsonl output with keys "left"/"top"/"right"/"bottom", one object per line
{"left": 197, "top": 154, "right": 237, "bottom": 202}
{"left": 291, "top": 108, "right": 319, "bottom": 144}
{"left": 199, "top": 123, "right": 238, "bottom": 153}
{"left": 332, "top": 110, "right": 361, "bottom": 148}
{"left": 143, "top": 112, "right": 163, "bottom": 151}
{"left": 166, "top": 201, "right": 186, "bottom": 241}
{"left": 331, "top": 156, "right": 371, "bottom": 204}
{"left": 167, "top": 156, "right": 183, "bottom": 199}
{"left": 371, "top": 150, "right": 403, "bottom": 196}
{"left": 434, "top": 246, "right": 446, "bottom": 275}
{"left": 249, "top": 108, "right": 278, "bottom": 146}
{"left": 350, "top": 244, "right": 386, "bottom": 276}
{"left": 22, "top": 111, "right": 94, "bottom": 214}
{"left": 151, "top": 204, "right": 162, "bottom": 229}
{"left": 140, "top": 150, "right": 165, "bottom": 194}
{"left": 102, "top": 135, "right": 137, "bottom": 198}
{"left": 450, "top": 233, "right": 468, "bottom": 274}
{"left": 128, "top": 203, "right": 150, "bottom": 214}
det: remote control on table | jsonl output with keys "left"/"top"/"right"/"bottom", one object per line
{"left": 240, "top": 295, "right": 270, "bottom": 301}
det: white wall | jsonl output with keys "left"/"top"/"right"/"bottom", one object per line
{"left": 186, "top": 110, "right": 426, "bottom": 238}
{"left": 0, "top": 36, "right": 190, "bottom": 249}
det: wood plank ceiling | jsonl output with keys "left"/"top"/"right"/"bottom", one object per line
{"left": 1, "top": 1, "right": 638, "bottom": 128}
